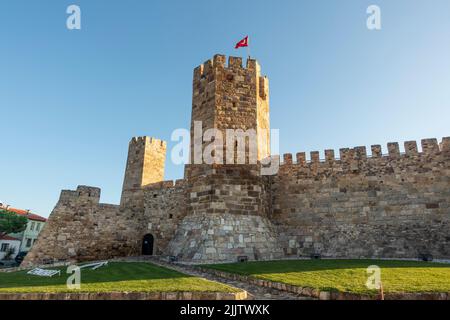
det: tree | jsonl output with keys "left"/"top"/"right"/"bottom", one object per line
{"left": 0, "top": 209, "right": 28, "bottom": 236}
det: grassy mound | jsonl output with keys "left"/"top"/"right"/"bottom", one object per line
{"left": 0, "top": 262, "right": 238, "bottom": 293}
{"left": 203, "top": 259, "right": 450, "bottom": 294}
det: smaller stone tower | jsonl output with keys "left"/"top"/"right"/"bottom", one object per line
{"left": 121, "top": 136, "right": 166, "bottom": 207}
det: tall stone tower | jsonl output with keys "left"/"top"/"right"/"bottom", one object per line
{"left": 188, "top": 54, "right": 271, "bottom": 168}
{"left": 168, "top": 55, "right": 283, "bottom": 262}
{"left": 121, "top": 136, "right": 166, "bottom": 207}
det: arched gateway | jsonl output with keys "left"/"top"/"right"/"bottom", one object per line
{"left": 142, "top": 234, "right": 154, "bottom": 255}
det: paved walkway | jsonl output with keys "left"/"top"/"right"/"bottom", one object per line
{"left": 121, "top": 256, "right": 313, "bottom": 300}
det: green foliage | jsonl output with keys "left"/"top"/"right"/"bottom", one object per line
{"left": 0, "top": 262, "right": 238, "bottom": 293}
{"left": 0, "top": 210, "right": 28, "bottom": 235}
{"left": 204, "top": 259, "right": 450, "bottom": 294}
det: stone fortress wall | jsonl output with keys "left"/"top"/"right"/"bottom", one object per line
{"left": 271, "top": 138, "right": 450, "bottom": 259}
{"left": 23, "top": 136, "right": 171, "bottom": 266}
{"left": 22, "top": 55, "right": 450, "bottom": 267}
{"left": 143, "top": 180, "right": 187, "bottom": 255}
{"left": 22, "top": 186, "right": 139, "bottom": 265}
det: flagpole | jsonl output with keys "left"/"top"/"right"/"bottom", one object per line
{"left": 247, "top": 36, "right": 250, "bottom": 59}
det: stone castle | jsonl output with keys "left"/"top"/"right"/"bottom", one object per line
{"left": 23, "top": 55, "right": 450, "bottom": 266}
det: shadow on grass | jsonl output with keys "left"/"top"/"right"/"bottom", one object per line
{"left": 0, "top": 262, "right": 192, "bottom": 289}
{"left": 203, "top": 259, "right": 450, "bottom": 275}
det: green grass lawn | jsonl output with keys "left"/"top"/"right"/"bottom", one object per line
{"left": 0, "top": 262, "right": 238, "bottom": 294}
{"left": 202, "top": 259, "right": 450, "bottom": 295}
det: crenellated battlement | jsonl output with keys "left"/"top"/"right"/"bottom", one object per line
{"left": 279, "top": 137, "right": 449, "bottom": 166}
{"left": 144, "top": 179, "right": 186, "bottom": 191}
{"left": 129, "top": 136, "right": 166, "bottom": 148}
{"left": 58, "top": 185, "right": 101, "bottom": 204}
{"left": 193, "top": 54, "right": 262, "bottom": 81}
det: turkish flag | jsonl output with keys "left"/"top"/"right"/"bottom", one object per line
{"left": 235, "top": 36, "right": 249, "bottom": 49}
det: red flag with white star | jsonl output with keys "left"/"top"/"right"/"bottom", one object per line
{"left": 235, "top": 36, "right": 249, "bottom": 49}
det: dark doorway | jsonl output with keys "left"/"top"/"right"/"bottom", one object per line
{"left": 142, "top": 234, "right": 154, "bottom": 255}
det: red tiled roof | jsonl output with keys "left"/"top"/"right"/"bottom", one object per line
{"left": 0, "top": 206, "right": 47, "bottom": 222}
{"left": 0, "top": 234, "right": 20, "bottom": 241}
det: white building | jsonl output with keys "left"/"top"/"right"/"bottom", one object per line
{"left": 0, "top": 205, "right": 47, "bottom": 254}
{"left": 0, "top": 235, "right": 21, "bottom": 260}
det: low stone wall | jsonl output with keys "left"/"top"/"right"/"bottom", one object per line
{"left": 198, "top": 268, "right": 450, "bottom": 300}
{"left": 0, "top": 291, "right": 247, "bottom": 300}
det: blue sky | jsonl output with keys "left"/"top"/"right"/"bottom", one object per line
{"left": 1, "top": 0, "right": 449, "bottom": 217}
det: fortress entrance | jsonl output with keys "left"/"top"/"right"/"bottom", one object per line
{"left": 142, "top": 234, "right": 154, "bottom": 255}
